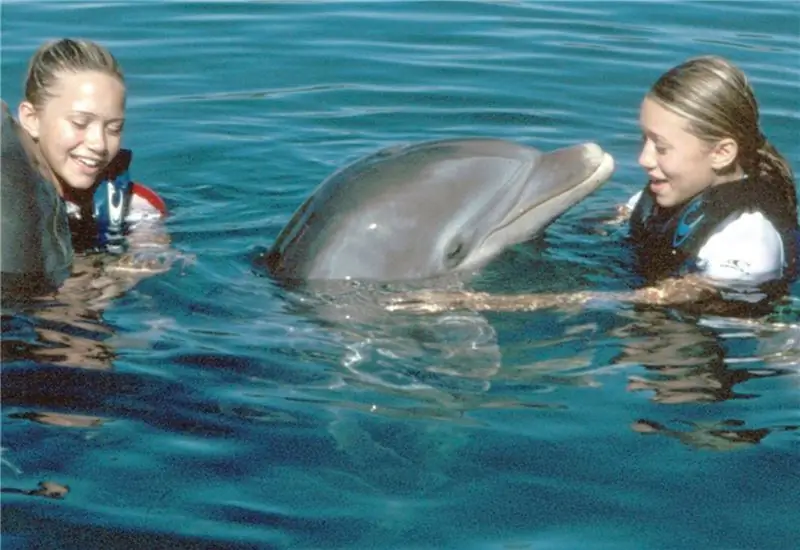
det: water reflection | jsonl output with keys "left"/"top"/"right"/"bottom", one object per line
{"left": 631, "top": 418, "right": 773, "bottom": 451}
{"left": 1, "top": 251, "right": 180, "bottom": 497}
{"left": 3, "top": 254, "right": 147, "bottom": 372}
{"left": 270, "top": 277, "right": 504, "bottom": 398}
{"left": 612, "top": 308, "right": 799, "bottom": 450}
{"left": 616, "top": 310, "right": 738, "bottom": 403}
{"left": 0, "top": 480, "right": 70, "bottom": 500}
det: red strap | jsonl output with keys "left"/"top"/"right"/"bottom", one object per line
{"left": 131, "top": 182, "right": 168, "bottom": 216}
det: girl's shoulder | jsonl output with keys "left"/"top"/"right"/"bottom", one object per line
{"left": 697, "top": 211, "right": 784, "bottom": 282}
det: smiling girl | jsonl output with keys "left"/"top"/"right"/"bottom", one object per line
{"left": 625, "top": 55, "right": 797, "bottom": 289}
{"left": 19, "top": 38, "right": 167, "bottom": 251}
{"left": 2, "top": 38, "right": 168, "bottom": 295}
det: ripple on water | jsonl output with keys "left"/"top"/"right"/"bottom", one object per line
{"left": 2, "top": 1, "right": 800, "bottom": 548}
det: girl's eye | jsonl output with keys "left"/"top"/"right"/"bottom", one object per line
{"left": 641, "top": 133, "right": 669, "bottom": 154}
{"left": 71, "top": 119, "right": 89, "bottom": 129}
{"left": 107, "top": 124, "right": 124, "bottom": 136}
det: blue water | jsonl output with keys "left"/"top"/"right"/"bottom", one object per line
{"left": 2, "top": 2, "right": 799, "bottom": 549}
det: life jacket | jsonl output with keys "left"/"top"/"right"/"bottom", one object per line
{"left": 628, "top": 176, "right": 799, "bottom": 283}
{"left": 1, "top": 102, "right": 73, "bottom": 298}
{"left": 68, "top": 149, "right": 167, "bottom": 254}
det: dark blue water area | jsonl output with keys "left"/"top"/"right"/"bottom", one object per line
{"left": 2, "top": 1, "right": 799, "bottom": 549}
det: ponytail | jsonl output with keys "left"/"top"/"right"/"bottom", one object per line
{"left": 751, "top": 138, "right": 797, "bottom": 215}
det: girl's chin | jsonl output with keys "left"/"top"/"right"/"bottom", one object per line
{"left": 65, "top": 180, "right": 96, "bottom": 190}
{"left": 61, "top": 166, "right": 99, "bottom": 188}
{"left": 58, "top": 176, "right": 98, "bottom": 196}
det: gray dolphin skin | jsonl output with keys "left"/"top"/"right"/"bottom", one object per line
{"left": 264, "top": 138, "right": 614, "bottom": 282}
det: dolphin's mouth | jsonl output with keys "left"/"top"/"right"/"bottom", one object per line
{"left": 494, "top": 147, "right": 614, "bottom": 235}
{"left": 467, "top": 145, "right": 615, "bottom": 266}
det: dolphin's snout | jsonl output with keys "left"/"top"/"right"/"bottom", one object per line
{"left": 576, "top": 142, "right": 605, "bottom": 166}
{"left": 583, "top": 142, "right": 603, "bottom": 162}
{"left": 535, "top": 142, "right": 615, "bottom": 191}
{"left": 576, "top": 142, "right": 615, "bottom": 180}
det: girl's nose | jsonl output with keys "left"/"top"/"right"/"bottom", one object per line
{"left": 638, "top": 139, "right": 656, "bottom": 170}
{"left": 85, "top": 123, "right": 107, "bottom": 153}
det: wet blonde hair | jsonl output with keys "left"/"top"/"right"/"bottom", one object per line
{"left": 649, "top": 55, "right": 796, "bottom": 212}
{"left": 24, "top": 38, "right": 125, "bottom": 109}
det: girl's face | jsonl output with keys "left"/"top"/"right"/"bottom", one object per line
{"left": 20, "top": 70, "right": 126, "bottom": 193}
{"left": 637, "top": 96, "right": 724, "bottom": 208}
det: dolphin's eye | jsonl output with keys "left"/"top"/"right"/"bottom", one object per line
{"left": 444, "top": 240, "right": 467, "bottom": 267}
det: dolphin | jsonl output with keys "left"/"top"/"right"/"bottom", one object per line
{"left": 262, "top": 138, "right": 614, "bottom": 283}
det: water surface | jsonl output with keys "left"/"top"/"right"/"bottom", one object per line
{"left": 2, "top": 2, "right": 799, "bottom": 549}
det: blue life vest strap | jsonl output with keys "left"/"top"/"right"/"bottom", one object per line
{"left": 93, "top": 149, "right": 133, "bottom": 251}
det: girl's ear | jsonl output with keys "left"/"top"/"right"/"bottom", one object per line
{"left": 710, "top": 137, "right": 739, "bottom": 172}
{"left": 18, "top": 101, "right": 41, "bottom": 140}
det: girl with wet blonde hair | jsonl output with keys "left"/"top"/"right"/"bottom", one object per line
{"left": 627, "top": 55, "right": 797, "bottom": 288}
{"left": 388, "top": 56, "right": 799, "bottom": 314}
{"left": 2, "top": 38, "right": 168, "bottom": 296}
{"left": 646, "top": 55, "right": 794, "bottom": 203}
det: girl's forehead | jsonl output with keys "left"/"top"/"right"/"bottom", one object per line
{"left": 639, "top": 98, "right": 692, "bottom": 135}
{"left": 49, "top": 70, "right": 124, "bottom": 93}
{"left": 45, "top": 71, "right": 126, "bottom": 111}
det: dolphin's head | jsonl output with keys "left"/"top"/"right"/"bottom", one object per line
{"left": 265, "top": 139, "right": 614, "bottom": 283}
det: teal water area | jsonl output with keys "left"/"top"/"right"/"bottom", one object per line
{"left": 2, "top": 2, "right": 799, "bottom": 549}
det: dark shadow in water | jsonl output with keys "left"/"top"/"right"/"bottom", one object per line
{"left": 2, "top": 502, "right": 271, "bottom": 550}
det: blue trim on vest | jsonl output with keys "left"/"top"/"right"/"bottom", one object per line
{"left": 67, "top": 149, "right": 135, "bottom": 254}
{"left": 93, "top": 168, "right": 132, "bottom": 250}
{"left": 673, "top": 196, "right": 705, "bottom": 247}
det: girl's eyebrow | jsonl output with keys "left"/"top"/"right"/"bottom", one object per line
{"left": 641, "top": 128, "right": 669, "bottom": 144}
{"left": 69, "top": 110, "right": 125, "bottom": 123}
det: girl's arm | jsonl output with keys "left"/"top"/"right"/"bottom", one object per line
{"left": 384, "top": 274, "right": 719, "bottom": 313}
{"left": 387, "top": 214, "right": 785, "bottom": 315}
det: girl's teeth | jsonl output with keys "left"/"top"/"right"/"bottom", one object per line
{"left": 77, "top": 157, "right": 99, "bottom": 167}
